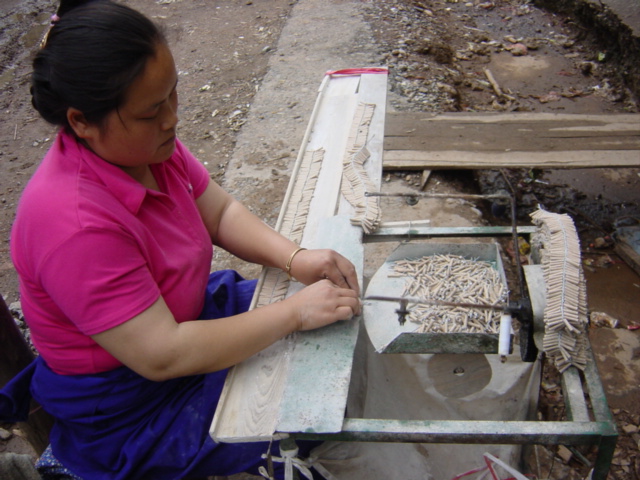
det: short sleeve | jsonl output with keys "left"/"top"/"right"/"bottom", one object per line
{"left": 39, "top": 228, "right": 160, "bottom": 336}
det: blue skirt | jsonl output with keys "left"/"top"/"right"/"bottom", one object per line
{"left": 2, "top": 270, "right": 304, "bottom": 479}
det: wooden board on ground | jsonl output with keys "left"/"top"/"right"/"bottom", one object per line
{"left": 210, "top": 70, "right": 387, "bottom": 443}
{"left": 615, "top": 226, "right": 640, "bottom": 277}
{"left": 383, "top": 112, "right": 640, "bottom": 170}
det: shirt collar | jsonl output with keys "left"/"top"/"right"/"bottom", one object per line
{"left": 60, "top": 129, "right": 153, "bottom": 215}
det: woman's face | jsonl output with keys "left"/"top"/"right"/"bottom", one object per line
{"left": 78, "top": 42, "right": 179, "bottom": 174}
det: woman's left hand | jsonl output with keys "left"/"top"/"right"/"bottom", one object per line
{"left": 288, "top": 248, "right": 360, "bottom": 297}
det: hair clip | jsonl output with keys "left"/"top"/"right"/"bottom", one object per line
{"left": 39, "top": 14, "right": 60, "bottom": 49}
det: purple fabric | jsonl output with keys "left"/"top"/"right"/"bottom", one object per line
{"left": 0, "top": 361, "right": 36, "bottom": 423}
{"left": 2, "top": 270, "right": 305, "bottom": 480}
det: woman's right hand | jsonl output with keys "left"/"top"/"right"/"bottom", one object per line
{"left": 91, "top": 279, "right": 361, "bottom": 380}
{"left": 285, "top": 279, "right": 361, "bottom": 331}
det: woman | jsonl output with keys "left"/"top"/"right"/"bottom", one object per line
{"left": 6, "top": 1, "right": 360, "bottom": 478}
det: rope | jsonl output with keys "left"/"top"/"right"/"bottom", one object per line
{"left": 259, "top": 444, "right": 314, "bottom": 480}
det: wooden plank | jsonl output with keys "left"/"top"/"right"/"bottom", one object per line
{"left": 615, "top": 241, "right": 640, "bottom": 277}
{"left": 383, "top": 149, "right": 640, "bottom": 170}
{"left": 419, "top": 169, "right": 431, "bottom": 190}
{"left": 562, "top": 367, "right": 590, "bottom": 422}
{"left": 385, "top": 112, "right": 640, "bottom": 151}
{"left": 304, "top": 78, "right": 360, "bottom": 234}
{"left": 383, "top": 112, "right": 640, "bottom": 170}
{"left": 277, "top": 216, "right": 362, "bottom": 434}
{"left": 277, "top": 73, "right": 387, "bottom": 435}
{"left": 210, "top": 76, "right": 361, "bottom": 443}
{"left": 614, "top": 226, "right": 640, "bottom": 276}
{"left": 210, "top": 71, "right": 387, "bottom": 443}
{"left": 278, "top": 75, "right": 387, "bottom": 433}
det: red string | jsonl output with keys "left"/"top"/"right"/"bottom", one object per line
{"left": 453, "top": 455, "right": 535, "bottom": 480}
{"left": 484, "top": 455, "right": 500, "bottom": 480}
{"left": 325, "top": 67, "right": 388, "bottom": 76}
{"left": 450, "top": 465, "right": 489, "bottom": 480}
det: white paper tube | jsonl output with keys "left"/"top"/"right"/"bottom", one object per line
{"left": 499, "top": 313, "right": 512, "bottom": 357}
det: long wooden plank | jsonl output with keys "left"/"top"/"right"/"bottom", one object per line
{"left": 383, "top": 112, "right": 640, "bottom": 170}
{"left": 385, "top": 112, "right": 640, "bottom": 151}
{"left": 210, "top": 71, "right": 387, "bottom": 443}
{"left": 277, "top": 216, "right": 363, "bottom": 434}
{"left": 277, "top": 73, "right": 387, "bottom": 435}
{"left": 210, "top": 76, "right": 360, "bottom": 443}
{"left": 383, "top": 149, "right": 640, "bottom": 170}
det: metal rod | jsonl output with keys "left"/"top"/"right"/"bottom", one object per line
{"left": 500, "top": 170, "right": 528, "bottom": 299}
{"left": 561, "top": 367, "right": 590, "bottom": 422}
{"left": 290, "top": 418, "right": 618, "bottom": 445}
{"left": 364, "top": 295, "right": 507, "bottom": 311}
{"left": 582, "top": 344, "right": 617, "bottom": 424}
{"left": 365, "top": 191, "right": 510, "bottom": 201}
{"left": 592, "top": 434, "right": 617, "bottom": 480}
{"left": 364, "top": 225, "right": 537, "bottom": 243}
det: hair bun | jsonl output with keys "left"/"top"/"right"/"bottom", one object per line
{"left": 32, "top": 1, "right": 164, "bottom": 128}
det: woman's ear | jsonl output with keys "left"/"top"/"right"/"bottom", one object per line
{"left": 67, "top": 107, "right": 98, "bottom": 140}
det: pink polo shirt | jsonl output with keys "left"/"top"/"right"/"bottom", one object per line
{"left": 11, "top": 129, "right": 213, "bottom": 375}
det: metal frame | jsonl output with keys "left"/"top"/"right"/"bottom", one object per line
{"left": 289, "top": 225, "right": 617, "bottom": 480}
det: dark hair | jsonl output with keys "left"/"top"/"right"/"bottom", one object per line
{"left": 31, "top": 0, "right": 165, "bottom": 128}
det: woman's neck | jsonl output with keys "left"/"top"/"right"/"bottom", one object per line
{"left": 121, "top": 165, "right": 160, "bottom": 191}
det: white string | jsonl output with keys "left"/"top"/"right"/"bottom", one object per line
{"left": 483, "top": 452, "right": 528, "bottom": 480}
{"left": 259, "top": 447, "right": 314, "bottom": 480}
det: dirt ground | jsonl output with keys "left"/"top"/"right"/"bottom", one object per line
{"left": 1, "top": 0, "right": 639, "bottom": 478}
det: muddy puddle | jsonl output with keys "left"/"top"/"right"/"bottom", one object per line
{"left": 454, "top": 1, "right": 633, "bottom": 113}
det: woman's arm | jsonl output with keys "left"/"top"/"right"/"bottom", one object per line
{"left": 197, "top": 179, "right": 360, "bottom": 294}
{"left": 197, "top": 179, "right": 297, "bottom": 272}
{"left": 91, "top": 279, "right": 359, "bottom": 381}
{"left": 91, "top": 179, "right": 362, "bottom": 381}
